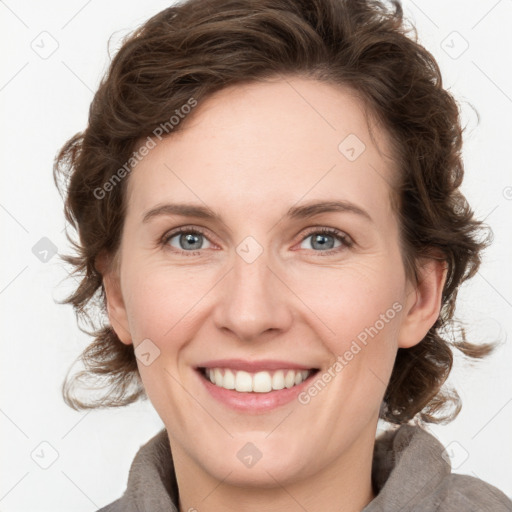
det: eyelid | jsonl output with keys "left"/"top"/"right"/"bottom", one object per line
{"left": 299, "top": 226, "right": 353, "bottom": 246}
{"left": 160, "top": 225, "right": 217, "bottom": 246}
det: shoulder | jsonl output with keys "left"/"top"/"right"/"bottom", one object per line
{"left": 431, "top": 473, "right": 512, "bottom": 511}
{"left": 95, "top": 497, "right": 125, "bottom": 512}
{"left": 366, "top": 424, "right": 512, "bottom": 512}
{"left": 94, "top": 428, "right": 178, "bottom": 512}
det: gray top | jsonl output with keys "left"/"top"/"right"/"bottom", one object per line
{"left": 97, "top": 424, "right": 512, "bottom": 511}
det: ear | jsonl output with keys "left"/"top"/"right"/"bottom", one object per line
{"left": 96, "top": 251, "right": 133, "bottom": 346}
{"left": 397, "top": 257, "right": 448, "bottom": 349}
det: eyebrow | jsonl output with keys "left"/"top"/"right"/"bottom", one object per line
{"left": 142, "top": 200, "right": 373, "bottom": 224}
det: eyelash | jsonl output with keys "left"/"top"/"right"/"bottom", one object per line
{"left": 160, "top": 225, "right": 353, "bottom": 257}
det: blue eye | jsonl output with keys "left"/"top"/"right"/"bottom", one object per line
{"left": 163, "top": 228, "right": 212, "bottom": 252}
{"left": 299, "top": 228, "right": 351, "bottom": 253}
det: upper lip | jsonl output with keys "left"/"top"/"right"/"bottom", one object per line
{"left": 196, "top": 359, "right": 318, "bottom": 372}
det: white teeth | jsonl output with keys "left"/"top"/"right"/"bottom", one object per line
{"left": 223, "top": 369, "right": 235, "bottom": 389}
{"left": 205, "top": 368, "right": 311, "bottom": 393}
{"left": 235, "top": 370, "right": 253, "bottom": 392}
{"left": 284, "top": 370, "right": 295, "bottom": 389}
{"left": 253, "top": 371, "right": 272, "bottom": 392}
{"left": 272, "top": 370, "right": 285, "bottom": 390}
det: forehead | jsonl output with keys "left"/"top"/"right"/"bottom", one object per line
{"left": 125, "top": 77, "right": 396, "bottom": 225}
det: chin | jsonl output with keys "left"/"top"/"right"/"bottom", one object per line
{"left": 189, "top": 434, "right": 322, "bottom": 488}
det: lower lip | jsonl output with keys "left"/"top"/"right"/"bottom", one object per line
{"left": 196, "top": 369, "right": 316, "bottom": 413}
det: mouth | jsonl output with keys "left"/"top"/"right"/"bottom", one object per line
{"left": 194, "top": 362, "right": 320, "bottom": 413}
{"left": 197, "top": 367, "right": 318, "bottom": 392}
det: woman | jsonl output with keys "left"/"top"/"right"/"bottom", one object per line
{"left": 54, "top": 0, "right": 512, "bottom": 510}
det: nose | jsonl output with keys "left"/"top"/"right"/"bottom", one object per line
{"left": 212, "top": 249, "right": 293, "bottom": 343}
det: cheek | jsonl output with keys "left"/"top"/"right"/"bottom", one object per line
{"left": 123, "top": 263, "right": 213, "bottom": 343}
{"left": 120, "top": 263, "right": 212, "bottom": 424}
{"left": 289, "top": 255, "right": 406, "bottom": 411}
{"left": 291, "top": 257, "right": 405, "bottom": 346}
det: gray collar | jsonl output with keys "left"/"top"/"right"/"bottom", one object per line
{"left": 99, "top": 424, "right": 512, "bottom": 511}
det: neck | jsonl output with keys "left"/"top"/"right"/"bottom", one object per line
{"left": 171, "top": 421, "right": 377, "bottom": 512}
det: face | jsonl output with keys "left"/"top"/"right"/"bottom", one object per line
{"left": 104, "top": 76, "right": 445, "bottom": 489}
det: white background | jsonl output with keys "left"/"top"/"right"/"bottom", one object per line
{"left": 1, "top": 0, "right": 511, "bottom": 510}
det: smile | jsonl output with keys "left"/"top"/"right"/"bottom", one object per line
{"left": 195, "top": 359, "right": 320, "bottom": 412}
{"left": 201, "top": 368, "right": 313, "bottom": 393}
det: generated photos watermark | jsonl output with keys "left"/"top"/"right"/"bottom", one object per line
{"left": 93, "top": 97, "right": 198, "bottom": 200}
{"left": 298, "top": 301, "right": 403, "bottom": 405}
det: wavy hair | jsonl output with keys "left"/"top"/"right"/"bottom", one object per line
{"left": 54, "top": 0, "right": 494, "bottom": 423}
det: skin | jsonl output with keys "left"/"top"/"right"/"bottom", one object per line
{"left": 101, "top": 76, "right": 447, "bottom": 512}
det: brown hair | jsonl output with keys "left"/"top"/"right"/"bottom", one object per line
{"left": 54, "top": 0, "right": 494, "bottom": 423}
